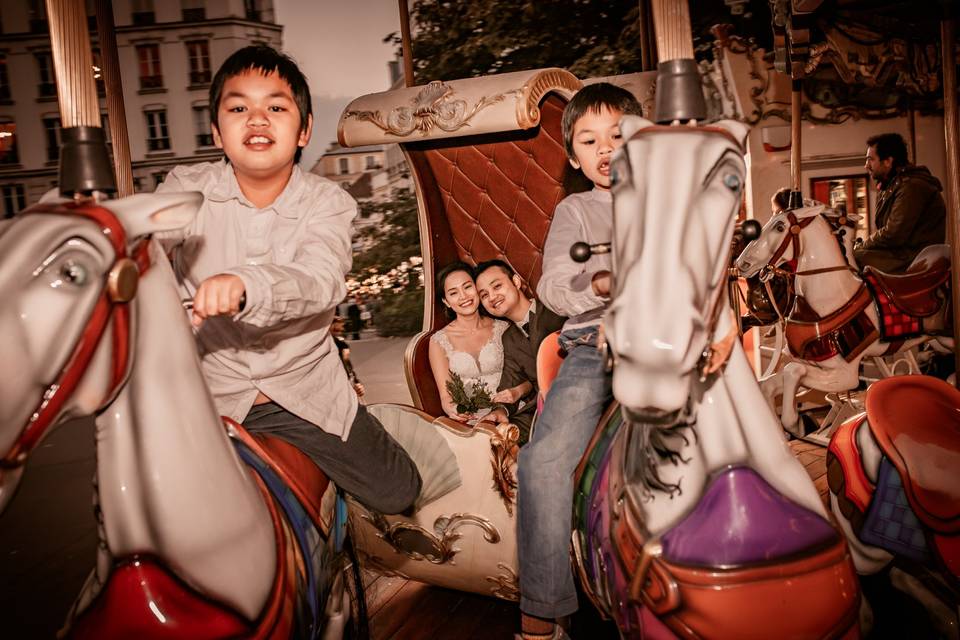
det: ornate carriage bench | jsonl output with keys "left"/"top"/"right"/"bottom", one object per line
{"left": 336, "top": 68, "right": 654, "bottom": 600}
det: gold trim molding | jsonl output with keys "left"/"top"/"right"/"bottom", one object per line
{"left": 344, "top": 81, "right": 516, "bottom": 138}
{"left": 363, "top": 511, "right": 501, "bottom": 565}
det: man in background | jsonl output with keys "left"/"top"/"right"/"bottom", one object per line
{"left": 855, "top": 133, "right": 946, "bottom": 272}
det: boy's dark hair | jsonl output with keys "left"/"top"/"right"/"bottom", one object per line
{"left": 562, "top": 82, "right": 644, "bottom": 158}
{"left": 771, "top": 187, "right": 792, "bottom": 212}
{"left": 866, "top": 133, "right": 908, "bottom": 168}
{"left": 209, "top": 45, "right": 312, "bottom": 163}
{"left": 474, "top": 259, "right": 516, "bottom": 281}
{"left": 435, "top": 260, "right": 474, "bottom": 319}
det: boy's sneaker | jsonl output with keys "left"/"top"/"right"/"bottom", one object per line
{"left": 514, "top": 626, "right": 571, "bottom": 640}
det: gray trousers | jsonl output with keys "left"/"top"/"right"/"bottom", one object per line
{"left": 243, "top": 402, "right": 421, "bottom": 515}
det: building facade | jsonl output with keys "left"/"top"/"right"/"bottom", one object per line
{"left": 0, "top": 0, "right": 281, "bottom": 217}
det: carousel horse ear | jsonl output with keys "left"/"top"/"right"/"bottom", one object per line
{"left": 619, "top": 115, "right": 654, "bottom": 142}
{"left": 102, "top": 191, "right": 203, "bottom": 239}
{"left": 712, "top": 119, "right": 751, "bottom": 149}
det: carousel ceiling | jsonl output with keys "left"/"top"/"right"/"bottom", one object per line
{"left": 693, "top": 0, "right": 956, "bottom": 117}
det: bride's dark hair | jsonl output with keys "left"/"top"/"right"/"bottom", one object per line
{"left": 435, "top": 261, "right": 475, "bottom": 320}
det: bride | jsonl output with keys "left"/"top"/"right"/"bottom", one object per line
{"left": 428, "top": 261, "right": 526, "bottom": 422}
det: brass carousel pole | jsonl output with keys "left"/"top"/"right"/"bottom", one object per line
{"left": 790, "top": 80, "right": 803, "bottom": 207}
{"left": 94, "top": 0, "right": 134, "bottom": 197}
{"left": 940, "top": 17, "right": 960, "bottom": 386}
{"left": 649, "top": 0, "right": 695, "bottom": 62}
{"left": 398, "top": 0, "right": 415, "bottom": 87}
{"left": 45, "top": 0, "right": 115, "bottom": 198}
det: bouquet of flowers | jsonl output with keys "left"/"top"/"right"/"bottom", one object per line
{"left": 446, "top": 372, "right": 493, "bottom": 414}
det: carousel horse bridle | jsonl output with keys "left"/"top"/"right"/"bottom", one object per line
{"left": 1, "top": 202, "right": 151, "bottom": 468}
{"left": 599, "top": 124, "right": 747, "bottom": 392}
{"left": 753, "top": 209, "right": 859, "bottom": 323}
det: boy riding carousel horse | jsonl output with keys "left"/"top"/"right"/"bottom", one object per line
{"left": 517, "top": 82, "right": 643, "bottom": 640}
{"left": 157, "top": 45, "right": 420, "bottom": 516}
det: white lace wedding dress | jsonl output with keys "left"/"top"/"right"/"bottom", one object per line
{"left": 431, "top": 319, "right": 508, "bottom": 416}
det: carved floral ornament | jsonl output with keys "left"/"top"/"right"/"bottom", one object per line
{"left": 344, "top": 80, "right": 520, "bottom": 138}
{"left": 711, "top": 25, "right": 930, "bottom": 126}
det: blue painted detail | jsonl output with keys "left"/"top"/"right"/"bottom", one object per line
{"left": 334, "top": 492, "right": 348, "bottom": 553}
{"left": 860, "top": 457, "right": 930, "bottom": 563}
{"left": 234, "top": 440, "right": 331, "bottom": 638}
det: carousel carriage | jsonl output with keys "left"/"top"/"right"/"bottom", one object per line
{"left": 334, "top": 32, "right": 864, "bottom": 636}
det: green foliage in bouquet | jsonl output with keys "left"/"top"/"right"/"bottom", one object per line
{"left": 446, "top": 372, "right": 493, "bottom": 414}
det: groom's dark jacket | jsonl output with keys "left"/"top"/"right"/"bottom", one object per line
{"left": 496, "top": 302, "right": 566, "bottom": 434}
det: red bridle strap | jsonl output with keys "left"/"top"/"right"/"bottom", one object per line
{"left": 1, "top": 202, "right": 151, "bottom": 468}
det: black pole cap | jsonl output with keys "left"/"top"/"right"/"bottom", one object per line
{"left": 58, "top": 126, "right": 116, "bottom": 197}
{"left": 654, "top": 59, "right": 707, "bottom": 124}
{"left": 787, "top": 190, "right": 804, "bottom": 210}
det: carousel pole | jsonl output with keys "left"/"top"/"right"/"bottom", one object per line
{"left": 45, "top": 0, "right": 115, "bottom": 198}
{"left": 94, "top": 0, "right": 134, "bottom": 197}
{"left": 398, "top": 0, "right": 415, "bottom": 87}
{"left": 939, "top": 17, "right": 960, "bottom": 386}
{"left": 789, "top": 80, "right": 803, "bottom": 208}
{"left": 649, "top": 0, "right": 704, "bottom": 124}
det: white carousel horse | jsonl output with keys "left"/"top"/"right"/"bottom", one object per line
{"left": 570, "top": 116, "right": 860, "bottom": 638}
{"left": 735, "top": 202, "right": 953, "bottom": 435}
{"left": 0, "top": 193, "right": 353, "bottom": 638}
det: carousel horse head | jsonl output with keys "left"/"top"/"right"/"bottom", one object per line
{"left": 0, "top": 192, "right": 200, "bottom": 510}
{"left": 604, "top": 115, "right": 750, "bottom": 423}
{"left": 735, "top": 201, "right": 859, "bottom": 280}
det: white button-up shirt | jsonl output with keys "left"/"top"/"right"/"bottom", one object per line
{"left": 157, "top": 161, "right": 358, "bottom": 439}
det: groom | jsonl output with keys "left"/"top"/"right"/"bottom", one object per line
{"left": 475, "top": 260, "right": 566, "bottom": 442}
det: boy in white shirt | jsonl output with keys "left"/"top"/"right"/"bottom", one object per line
{"left": 159, "top": 45, "right": 419, "bottom": 514}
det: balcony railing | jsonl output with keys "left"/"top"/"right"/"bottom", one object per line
{"left": 189, "top": 70, "right": 210, "bottom": 86}
{"left": 140, "top": 75, "right": 163, "bottom": 90}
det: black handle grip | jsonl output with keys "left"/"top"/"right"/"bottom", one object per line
{"left": 570, "top": 242, "right": 611, "bottom": 263}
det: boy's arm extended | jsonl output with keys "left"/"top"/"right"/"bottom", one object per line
{"left": 227, "top": 187, "right": 355, "bottom": 327}
{"left": 536, "top": 201, "right": 608, "bottom": 317}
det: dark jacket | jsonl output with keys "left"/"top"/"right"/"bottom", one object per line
{"left": 855, "top": 165, "right": 946, "bottom": 273}
{"left": 496, "top": 303, "right": 566, "bottom": 438}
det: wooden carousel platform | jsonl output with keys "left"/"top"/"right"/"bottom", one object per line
{"left": 363, "top": 439, "right": 830, "bottom": 639}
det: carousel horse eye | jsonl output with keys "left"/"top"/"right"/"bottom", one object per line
{"left": 774, "top": 222, "right": 786, "bottom": 233}
{"left": 60, "top": 260, "right": 88, "bottom": 286}
{"left": 723, "top": 173, "right": 741, "bottom": 191}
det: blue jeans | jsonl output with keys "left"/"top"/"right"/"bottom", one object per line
{"left": 517, "top": 326, "right": 612, "bottom": 619}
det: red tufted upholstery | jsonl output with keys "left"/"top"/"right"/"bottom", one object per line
{"left": 403, "top": 94, "right": 574, "bottom": 414}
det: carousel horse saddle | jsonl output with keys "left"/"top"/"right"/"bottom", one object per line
{"left": 863, "top": 244, "right": 951, "bottom": 318}
{"left": 785, "top": 285, "right": 878, "bottom": 362}
{"left": 864, "top": 376, "right": 960, "bottom": 535}
{"left": 226, "top": 419, "right": 331, "bottom": 531}
{"left": 536, "top": 330, "right": 565, "bottom": 413}
{"left": 626, "top": 466, "right": 858, "bottom": 638}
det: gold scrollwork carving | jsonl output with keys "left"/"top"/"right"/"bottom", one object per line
{"left": 485, "top": 562, "right": 520, "bottom": 601}
{"left": 363, "top": 511, "right": 501, "bottom": 565}
{"left": 344, "top": 81, "right": 516, "bottom": 137}
{"left": 489, "top": 423, "right": 520, "bottom": 515}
